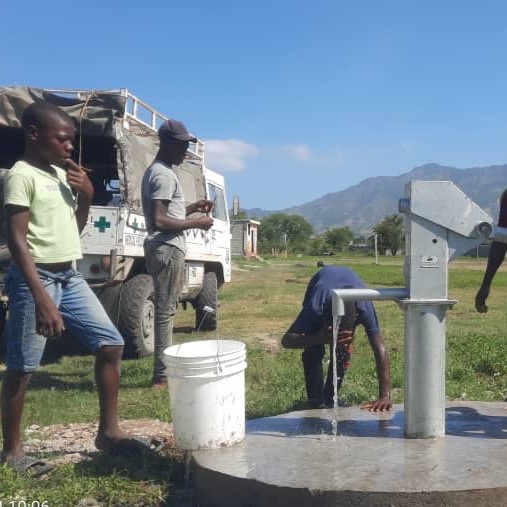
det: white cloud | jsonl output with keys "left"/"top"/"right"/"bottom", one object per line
{"left": 276, "top": 144, "right": 342, "bottom": 168}
{"left": 282, "top": 144, "right": 312, "bottom": 161}
{"left": 204, "top": 138, "right": 258, "bottom": 172}
{"left": 203, "top": 138, "right": 343, "bottom": 174}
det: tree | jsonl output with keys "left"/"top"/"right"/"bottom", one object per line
{"left": 372, "top": 214, "right": 404, "bottom": 255}
{"left": 308, "top": 235, "right": 329, "bottom": 256}
{"left": 323, "top": 226, "right": 354, "bottom": 252}
{"left": 258, "top": 213, "right": 313, "bottom": 253}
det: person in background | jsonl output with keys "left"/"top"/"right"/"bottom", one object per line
{"left": 282, "top": 265, "right": 392, "bottom": 411}
{"left": 142, "top": 119, "right": 213, "bottom": 389}
{"left": 476, "top": 190, "right": 507, "bottom": 313}
{"left": 1, "top": 101, "right": 148, "bottom": 477}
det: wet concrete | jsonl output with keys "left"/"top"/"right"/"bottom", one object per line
{"left": 191, "top": 401, "right": 507, "bottom": 506}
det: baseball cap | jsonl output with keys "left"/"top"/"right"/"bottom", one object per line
{"left": 158, "top": 119, "right": 197, "bottom": 143}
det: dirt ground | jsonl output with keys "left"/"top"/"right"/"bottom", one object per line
{"left": 24, "top": 418, "right": 177, "bottom": 466}
{"left": 22, "top": 419, "right": 197, "bottom": 506}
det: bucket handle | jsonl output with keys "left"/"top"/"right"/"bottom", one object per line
{"left": 196, "top": 304, "right": 223, "bottom": 372}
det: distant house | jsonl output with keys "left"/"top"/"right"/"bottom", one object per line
{"left": 231, "top": 219, "right": 260, "bottom": 257}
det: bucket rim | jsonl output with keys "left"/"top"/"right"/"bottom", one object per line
{"left": 163, "top": 339, "right": 245, "bottom": 360}
{"left": 164, "top": 349, "right": 245, "bottom": 364}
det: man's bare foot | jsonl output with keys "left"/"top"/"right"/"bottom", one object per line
{"left": 1, "top": 446, "right": 26, "bottom": 464}
{"left": 94, "top": 430, "right": 134, "bottom": 452}
{"left": 151, "top": 378, "right": 168, "bottom": 390}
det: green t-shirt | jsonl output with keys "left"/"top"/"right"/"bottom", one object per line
{"left": 3, "top": 160, "right": 82, "bottom": 263}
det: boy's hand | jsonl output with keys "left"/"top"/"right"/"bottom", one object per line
{"left": 64, "top": 159, "right": 94, "bottom": 201}
{"left": 35, "top": 294, "right": 65, "bottom": 338}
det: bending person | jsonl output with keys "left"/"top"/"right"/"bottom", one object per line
{"left": 282, "top": 265, "right": 391, "bottom": 411}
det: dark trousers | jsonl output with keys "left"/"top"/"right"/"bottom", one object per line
{"left": 144, "top": 243, "right": 185, "bottom": 382}
{"left": 302, "top": 343, "right": 351, "bottom": 407}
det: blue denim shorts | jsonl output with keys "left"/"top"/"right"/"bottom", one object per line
{"left": 5, "top": 264, "right": 124, "bottom": 372}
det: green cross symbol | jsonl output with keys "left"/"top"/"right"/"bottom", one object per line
{"left": 94, "top": 216, "right": 111, "bottom": 233}
{"left": 131, "top": 217, "right": 139, "bottom": 229}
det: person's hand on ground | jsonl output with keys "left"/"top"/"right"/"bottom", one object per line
{"left": 361, "top": 396, "right": 392, "bottom": 412}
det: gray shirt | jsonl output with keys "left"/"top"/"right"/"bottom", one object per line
{"left": 141, "top": 160, "right": 187, "bottom": 253}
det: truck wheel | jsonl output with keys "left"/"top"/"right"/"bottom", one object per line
{"left": 119, "top": 274, "right": 155, "bottom": 358}
{"left": 194, "top": 272, "right": 218, "bottom": 331}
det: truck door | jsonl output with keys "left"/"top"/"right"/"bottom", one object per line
{"left": 207, "top": 180, "right": 231, "bottom": 282}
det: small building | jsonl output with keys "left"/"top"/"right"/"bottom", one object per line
{"left": 231, "top": 219, "right": 260, "bottom": 257}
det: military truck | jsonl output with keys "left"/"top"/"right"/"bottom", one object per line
{"left": 0, "top": 86, "right": 231, "bottom": 357}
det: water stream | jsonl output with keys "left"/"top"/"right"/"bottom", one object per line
{"left": 331, "top": 313, "right": 342, "bottom": 437}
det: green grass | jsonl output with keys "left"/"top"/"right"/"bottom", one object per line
{"left": 1, "top": 457, "right": 172, "bottom": 506}
{"left": 2, "top": 254, "right": 507, "bottom": 505}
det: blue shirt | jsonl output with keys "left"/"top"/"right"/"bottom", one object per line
{"left": 293, "top": 266, "right": 380, "bottom": 340}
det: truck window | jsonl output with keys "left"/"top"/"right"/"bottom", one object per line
{"left": 208, "top": 183, "right": 227, "bottom": 222}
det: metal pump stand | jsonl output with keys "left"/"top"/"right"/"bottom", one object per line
{"left": 332, "top": 180, "right": 493, "bottom": 438}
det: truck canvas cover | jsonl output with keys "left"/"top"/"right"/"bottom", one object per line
{"left": 0, "top": 86, "right": 207, "bottom": 213}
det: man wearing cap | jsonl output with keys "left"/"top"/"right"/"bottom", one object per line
{"left": 142, "top": 119, "right": 214, "bottom": 389}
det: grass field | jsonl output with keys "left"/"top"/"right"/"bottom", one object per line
{"left": 2, "top": 254, "right": 507, "bottom": 505}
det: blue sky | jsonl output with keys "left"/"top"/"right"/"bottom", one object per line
{"left": 3, "top": 1, "right": 507, "bottom": 210}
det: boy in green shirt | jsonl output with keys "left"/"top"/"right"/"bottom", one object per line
{"left": 1, "top": 100, "right": 149, "bottom": 476}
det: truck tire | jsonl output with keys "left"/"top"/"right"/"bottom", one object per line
{"left": 97, "top": 284, "right": 122, "bottom": 327}
{"left": 118, "top": 274, "right": 155, "bottom": 358}
{"left": 194, "top": 272, "right": 218, "bottom": 331}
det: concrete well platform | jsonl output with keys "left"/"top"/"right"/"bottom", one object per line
{"left": 191, "top": 401, "right": 507, "bottom": 507}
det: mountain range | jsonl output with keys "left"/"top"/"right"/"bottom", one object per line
{"left": 244, "top": 163, "right": 507, "bottom": 234}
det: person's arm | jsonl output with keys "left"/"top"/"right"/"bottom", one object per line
{"left": 477, "top": 190, "right": 507, "bottom": 312}
{"left": 475, "top": 241, "right": 507, "bottom": 313}
{"left": 152, "top": 199, "right": 213, "bottom": 232}
{"left": 357, "top": 301, "right": 391, "bottom": 411}
{"left": 281, "top": 321, "right": 353, "bottom": 349}
{"left": 361, "top": 330, "right": 392, "bottom": 412}
{"left": 64, "top": 159, "right": 94, "bottom": 233}
{"left": 5, "top": 205, "right": 65, "bottom": 338}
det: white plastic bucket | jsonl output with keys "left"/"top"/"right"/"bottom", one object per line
{"left": 164, "top": 339, "right": 247, "bottom": 451}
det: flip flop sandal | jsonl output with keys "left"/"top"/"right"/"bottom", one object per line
{"left": 105, "top": 436, "right": 164, "bottom": 458}
{"left": 130, "top": 436, "right": 166, "bottom": 453}
{"left": 6, "top": 455, "right": 54, "bottom": 477}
